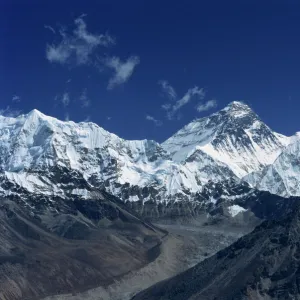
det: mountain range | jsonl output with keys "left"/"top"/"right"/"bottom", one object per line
{"left": 1, "top": 101, "right": 300, "bottom": 299}
{"left": 0, "top": 101, "right": 299, "bottom": 222}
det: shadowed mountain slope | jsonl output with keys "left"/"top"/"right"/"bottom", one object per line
{"left": 132, "top": 201, "right": 300, "bottom": 300}
{"left": 0, "top": 191, "right": 165, "bottom": 300}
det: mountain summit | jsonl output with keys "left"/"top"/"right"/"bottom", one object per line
{"left": 163, "top": 101, "right": 289, "bottom": 177}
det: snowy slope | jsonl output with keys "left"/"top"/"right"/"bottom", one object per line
{"left": 244, "top": 134, "right": 300, "bottom": 197}
{"left": 0, "top": 102, "right": 298, "bottom": 208}
{"left": 0, "top": 110, "right": 168, "bottom": 197}
{"left": 0, "top": 109, "right": 235, "bottom": 203}
{"left": 162, "top": 101, "right": 290, "bottom": 178}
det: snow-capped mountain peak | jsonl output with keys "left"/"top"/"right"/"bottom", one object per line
{"left": 222, "top": 100, "right": 253, "bottom": 114}
{"left": 162, "top": 101, "right": 290, "bottom": 177}
{"left": 244, "top": 136, "right": 300, "bottom": 197}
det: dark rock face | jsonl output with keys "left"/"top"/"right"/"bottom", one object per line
{"left": 208, "top": 102, "right": 282, "bottom": 152}
{"left": 1, "top": 162, "right": 295, "bottom": 227}
{"left": 125, "top": 180, "right": 298, "bottom": 228}
{"left": 0, "top": 191, "right": 165, "bottom": 300}
{"left": 131, "top": 203, "right": 300, "bottom": 300}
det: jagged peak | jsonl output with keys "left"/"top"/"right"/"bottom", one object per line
{"left": 28, "top": 108, "right": 42, "bottom": 115}
{"left": 26, "top": 109, "right": 47, "bottom": 119}
{"left": 178, "top": 101, "right": 257, "bottom": 133}
{"left": 24, "top": 109, "right": 96, "bottom": 128}
{"left": 22, "top": 109, "right": 69, "bottom": 130}
{"left": 226, "top": 100, "right": 251, "bottom": 109}
{"left": 0, "top": 109, "right": 48, "bottom": 120}
{"left": 0, "top": 108, "right": 164, "bottom": 147}
{"left": 221, "top": 101, "right": 254, "bottom": 116}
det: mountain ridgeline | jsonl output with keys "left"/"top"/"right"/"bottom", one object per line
{"left": 0, "top": 101, "right": 299, "bottom": 222}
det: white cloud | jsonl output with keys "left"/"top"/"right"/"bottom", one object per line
{"left": 105, "top": 56, "right": 140, "bottom": 89}
{"left": 45, "top": 15, "right": 139, "bottom": 90}
{"left": 64, "top": 112, "right": 70, "bottom": 121}
{"left": 54, "top": 92, "right": 70, "bottom": 107}
{"left": 0, "top": 106, "right": 21, "bottom": 117}
{"left": 196, "top": 99, "right": 217, "bottom": 112}
{"left": 83, "top": 115, "right": 91, "bottom": 122}
{"left": 146, "top": 115, "right": 162, "bottom": 126}
{"left": 167, "top": 86, "right": 205, "bottom": 119}
{"left": 107, "top": 116, "right": 112, "bottom": 120}
{"left": 158, "top": 80, "right": 177, "bottom": 100}
{"left": 46, "top": 15, "right": 115, "bottom": 65}
{"left": 80, "top": 88, "right": 91, "bottom": 107}
{"left": 61, "top": 92, "right": 70, "bottom": 107}
{"left": 74, "top": 17, "right": 114, "bottom": 47}
{"left": 46, "top": 43, "right": 72, "bottom": 64}
{"left": 12, "top": 95, "right": 21, "bottom": 103}
{"left": 44, "top": 25, "right": 56, "bottom": 34}
{"left": 158, "top": 80, "right": 206, "bottom": 120}
{"left": 161, "top": 103, "right": 171, "bottom": 110}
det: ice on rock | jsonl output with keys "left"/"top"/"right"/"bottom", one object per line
{"left": 162, "top": 101, "right": 290, "bottom": 178}
{"left": 0, "top": 102, "right": 299, "bottom": 205}
{"left": 244, "top": 138, "right": 300, "bottom": 197}
{"left": 228, "top": 205, "right": 247, "bottom": 217}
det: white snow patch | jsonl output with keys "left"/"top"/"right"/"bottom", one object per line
{"left": 228, "top": 205, "right": 247, "bottom": 217}
{"left": 128, "top": 195, "right": 140, "bottom": 202}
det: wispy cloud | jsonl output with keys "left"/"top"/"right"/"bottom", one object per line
{"left": 64, "top": 112, "right": 70, "bottom": 121}
{"left": 54, "top": 92, "right": 70, "bottom": 107}
{"left": 61, "top": 92, "right": 70, "bottom": 107}
{"left": 165, "top": 86, "right": 205, "bottom": 120}
{"left": 107, "top": 116, "right": 112, "bottom": 120}
{"left": 104, "top": 56, "right": 140, "bottom": 89}
{"left": 159, "top": 79, "right": 206, "bottom": 120}
{"left": 0, "top": 106, "right": 21, "bottom": 117}
{"left": 79, "top": 88, "right": 91, "bottom": 107}
{"left": 12, "top": 95, "right": 21, "bottom": 103}
{"left": 46, "top": 43, "right": 72, "bottom": 64}
{"left": 44, "top": 24, "right": 56, "bottom": 34}
{"left": 46, "top": 15, "right": 115, "bottom": 65}
{"left": 161, "top": 103, "right": 171, "bottom": 111}
{"left": 158, "top": 80, "right": 177, "bottom": 100}
{"left": 83, "top": 115, "right": 91, "bottom": 122}
{"left": 146, "top": 115, "right": 162, "bottom": 126}
{"left": 196, "top": 99, "right": 217, "bottom": 112}
{"left": 74, "top": 17, "right": 114, "bottom": 47}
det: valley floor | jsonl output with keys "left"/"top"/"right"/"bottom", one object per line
{"left": 41, "top": 223, "right": 246, "bottom": 300}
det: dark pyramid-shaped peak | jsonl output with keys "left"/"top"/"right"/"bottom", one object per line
{"left": 228, "top": 100, "right": 250, "bottom": 107}
{"left": 218, "top": 101, "right": 257, "bottom": 123}
{"left": 181, "top": 101, "right": 259, "bottom": 135}
{"left": 225, "top": 100, "right": 252, "bottom": 110}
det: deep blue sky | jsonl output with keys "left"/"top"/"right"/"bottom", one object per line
{"left": 1, "top": 0, "right": 300, "bottom": 142}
